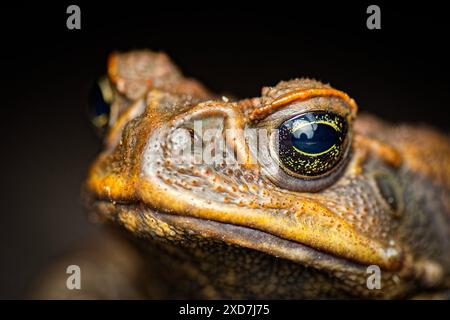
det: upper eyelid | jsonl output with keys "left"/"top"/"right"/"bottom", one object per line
{"left": 254, "top": 100, "right": 351, "bottom": 130}
{"left": 250, "top": 88, "right": 358, "bottom": 122}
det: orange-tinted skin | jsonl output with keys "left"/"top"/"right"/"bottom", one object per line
{"left": 33, "top": 50, "right": 450, "bottom": 299}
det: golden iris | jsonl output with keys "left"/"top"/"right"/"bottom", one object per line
{"left": 278, "top": 111, "right": 348, "bottom": 177}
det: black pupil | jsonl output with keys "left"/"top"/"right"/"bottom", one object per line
{"left": 277, "top": 111, "right": 348, "bottom": 177}
{"left": 292, "top": 122, "right": 338, "bottom": 154}
{"left": 88, "top": 79, "right": 112, "bottom": 137}
{"left": 88, "top": 81, "right": 110, "bottom": 123}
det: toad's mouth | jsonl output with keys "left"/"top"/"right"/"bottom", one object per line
{"left": 87, "top": 191, "right": 404, "bottom": 278}
{"left": 140, "top": 206, "right": 377, "bottom": 275}
{"left": 89, "top": 197, "right": 372, "bottom": 277}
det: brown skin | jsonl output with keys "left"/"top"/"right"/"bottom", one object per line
{"left": 33, "top": 50, "right": 450, "bottom": 299}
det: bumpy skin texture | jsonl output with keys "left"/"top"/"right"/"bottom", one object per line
{"left": 35, "top": 50, "right": 450, "bottom": 299}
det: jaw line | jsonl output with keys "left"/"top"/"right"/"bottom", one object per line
{"left": 86, "top": 193, "right": 404, "bottom": 288}
{"left": 134, "top": 205, "right": 374, "bottom": 277}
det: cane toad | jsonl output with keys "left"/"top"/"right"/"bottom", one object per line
{"left": 33, "top": 50, "right": 450, "bottom": 299}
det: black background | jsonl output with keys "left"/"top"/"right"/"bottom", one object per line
{"left": 0, "top": 2, "right": 449, "bottom": 299}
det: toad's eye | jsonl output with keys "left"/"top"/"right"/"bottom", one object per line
{"left": 88, "top": 76, "right": 113, "bottom": 135}
{"left": 277, "top": 111, "right": 348, "bottom": 177}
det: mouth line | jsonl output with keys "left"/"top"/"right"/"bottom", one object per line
{"left": 112, "top": 200, "right": 373, "bottom": 276}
